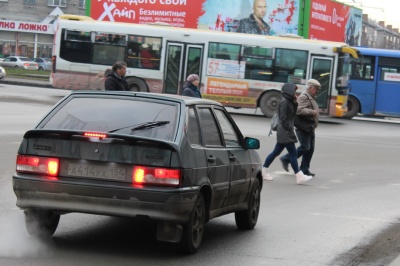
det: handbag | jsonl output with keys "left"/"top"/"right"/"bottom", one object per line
{"left": 294, "top": 115, "right": 315, "bottom": 133}
{"left": 294, "top": 94, "right": 315, "bottom": 133}
{"left": 268, "top": 112, "right": 279, "bottom": 136}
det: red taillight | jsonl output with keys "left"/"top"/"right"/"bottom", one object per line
{"left": 24, "top": 63, "right": 29, "bottom": 67}
{"left": 84, "top": 132, "right": 107, "bottom": 138}
{"left": 133, "top": 166, "right": 181, "bottom": 186}
{"left": 16, "top": 155, "right": 59, "bottom": 177}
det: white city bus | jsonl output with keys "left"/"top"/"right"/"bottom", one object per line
{"left": 51, "top": 15, "right": 360, "bottom": 117}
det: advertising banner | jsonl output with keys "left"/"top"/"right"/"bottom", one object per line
{"left": 308, "top": 0, "right": 362, "bottom": 45}
{"left": 89, "top": 0, "right": 299, "bottom": 35}
{"left": 89, "top": 0, "right": 361, "bottom": 45}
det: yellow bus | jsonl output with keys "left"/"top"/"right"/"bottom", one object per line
{"left": 51, "top": 15, "right": 360, "bottom": 117}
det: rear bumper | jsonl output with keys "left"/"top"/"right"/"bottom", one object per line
{"left": 13, "top": 174, "right": 199, "bottom": 224}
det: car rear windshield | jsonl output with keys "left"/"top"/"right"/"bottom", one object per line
{"left": 41, "top": 96, "right": 179, "bottom": 141}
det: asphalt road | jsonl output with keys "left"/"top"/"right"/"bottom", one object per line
{"left": 1, "top": 82, "right": 400, "bottom": 266}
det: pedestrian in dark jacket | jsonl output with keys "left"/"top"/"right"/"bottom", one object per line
{"left": 104, "top": 61, "right": 129, "bottom": 91}
{"left": 280, "top": 79, "right": 321, "bottom": 177}
{"left": 262, "top": 83, "right": 313, "bottom": 185}
{"left": 182, "top": 74, "right": 202, "bottom": 98}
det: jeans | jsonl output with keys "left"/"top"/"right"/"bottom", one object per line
{"left": 263, "top": 142, "right": 300, "bottom": 173}
{"left": 281, "top": 129, "right": 315, "bottom": 173}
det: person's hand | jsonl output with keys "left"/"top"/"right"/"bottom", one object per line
{"left": 312, "top": 110, "right": 318, "bottom": 116}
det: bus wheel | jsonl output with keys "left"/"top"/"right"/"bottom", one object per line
{"left": 126, "top": 78, "right": 148, "bottom": 92}
{"left": 259, "top": 91, "right": 281, "bottom": 118}
{"left": 344, "top": 95, "right": 359, "bottom": 119}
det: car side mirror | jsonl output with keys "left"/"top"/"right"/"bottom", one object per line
{"left": 244, "top": 137, "right": 260, "bottom": 149}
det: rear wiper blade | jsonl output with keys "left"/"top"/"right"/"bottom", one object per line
{"left": 131, "top": 121, "right": 170, "bottom": 131}
{"left": 108, "top": 121, "right": 170, "bottom": 133}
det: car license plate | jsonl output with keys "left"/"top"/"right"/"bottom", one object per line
{"left": 67, "top": 163, "right": 126, "bottom": 181}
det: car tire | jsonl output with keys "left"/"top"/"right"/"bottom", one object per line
{"left": 343, "top": 95, "right": 359, "bottom": 119}
{"left": 179, "top": 193, "right": 205, "bottom": 254}
{"left": 235, "top": 179, "right": 260, "bottom": 230}
{"left": 14, "top": 65, "right": 19, "bottom": 69}
{"left": 24, "top": 209, "right": 60, "bottom": 239}
{"left": 39, "top": 66, "right": 44, "bottom": 71}
{"left": 259, "top": 91, "right": 281, "bottom": 118}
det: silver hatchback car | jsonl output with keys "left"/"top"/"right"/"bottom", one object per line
{"left": 13, "top": 91, "right": 263, "bottom": 254}
{"left": 0, "top": 56, "right": 39, "bottom": 70}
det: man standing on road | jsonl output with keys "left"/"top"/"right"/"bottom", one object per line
{"left": 236, "top": 0, "right": 271, "bottom": 35}
{"left": 280, "top": 79, "right": 321, "bottom": 177}
{"left": 104, "top": 61, "right": 129, "bottom": 91}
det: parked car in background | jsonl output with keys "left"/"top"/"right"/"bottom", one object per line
{"left": 32, "top": 57, "right": 52, "bottom": 71}
{"left": 0, "top": 66, "right": 5, "bottom": 79}
{"left": 13, "top": 91, "right": 263, "bottom": 254}
{"left": 0, "top": 56, "right": 38, "bottom": 70}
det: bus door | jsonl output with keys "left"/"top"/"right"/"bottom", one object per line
{"left": 374, "top": 62, "right": 400, "bottom": 116}
{"left": 164, "top": 42, "right": 203, "bottom": 94}
{"left": 310, "top": 56, "right": 333, "bottom": 112}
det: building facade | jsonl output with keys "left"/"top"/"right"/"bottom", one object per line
{"left": 361, "top": 14, "right": 400, "bottom": 50}
{"left": 0, "top": 0, "right": 86, "bottom": 59}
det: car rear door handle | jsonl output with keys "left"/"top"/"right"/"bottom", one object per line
{"left": 207, "top": 156, "right": 216, "bottom": 163}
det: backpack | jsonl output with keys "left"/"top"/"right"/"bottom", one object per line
{"left": 268, "top": 112, "right": 279, "bottom": 136}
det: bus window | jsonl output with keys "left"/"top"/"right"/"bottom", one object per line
{"left": 274, "top": 49, "right": 308, "bottom": 83}
{"left": 65, "top": 30, "right": 91, "bottom": 41}
{"left": 60, "top": 30, "right": 92, "bottom": 63}
{"left": 243, "top": 46, "right": 274, "bottom": 81}
{"left": 94, "top": 32, "right": 127, "bottom": 45}
{"left": 126, "top": 35, "right": 161, "bottom": 69}
{"left": 186, "top": 47, "right": 202, "bottom": 75}
{"left": 207, "top": 43, "right": 241, "bottom": 78}
{"left": 208, "top": 43, "right": 240, "bottom": 60}
{"left": 379, "top": 56, "right": 400, "bottom": 82}
{"left": 351, "top": 56, "right": 374, "bottom": 80}
{"left": 93, "top": 44, "right": 125, "bottom": 65}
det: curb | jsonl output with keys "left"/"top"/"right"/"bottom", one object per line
{"left": 0, "top": 78, "right": 53, "bottom": 88}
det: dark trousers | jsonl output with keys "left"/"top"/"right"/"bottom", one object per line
{"left": 281, "top": 129, "right": 315, "bottom": 173}
{"left": 263, "top": 142, "right": 299, "bottom": 173}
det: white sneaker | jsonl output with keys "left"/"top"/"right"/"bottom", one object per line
{"left": 262, "top": 167, "right": 273, "bottom": 181}
{"left": 296, "top": 171, "right": 313, "bottom": 184}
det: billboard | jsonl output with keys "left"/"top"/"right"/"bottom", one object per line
{"left": 87, "top": 0, "right": 361, "bottom": 45}
{"left": 305, "top": 0, "right": 362, "bottom": 45}
{"left": 88, "top": 0, "right": 299, "bottom": 35}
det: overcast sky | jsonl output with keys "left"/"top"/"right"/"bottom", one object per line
{"left": 337, "top": 0, "right": 400, "bottom": 29}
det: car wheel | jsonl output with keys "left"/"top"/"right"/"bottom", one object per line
{"left": 14, "top": 65, "right": 19, "bottom": 69}
{"left": 259, "top": 91, "right": 281, "bottom": 118}
{"left": 39, "top": 66, "right": 44, "bottom": 71}
{"left": 179, "top": 193, "right": 205, "bottom": 254}
{"left": 235, "top": 179, "right": 260, "bottom": 230}
{"left": 24, "top": 209, "right": 60, "bottom": 239}
{"left": 343, "top": 95, "right": 360, "bottom": 119}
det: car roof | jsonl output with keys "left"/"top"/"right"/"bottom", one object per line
{"left": 68, "top": 91, "right": 223, "bottom": 107}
